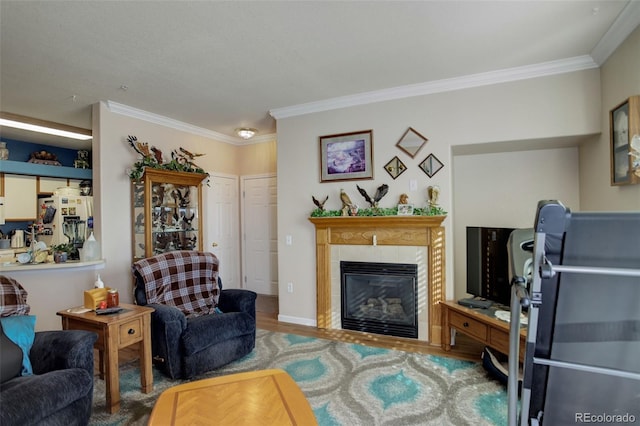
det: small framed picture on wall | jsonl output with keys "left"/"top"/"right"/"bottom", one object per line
{"left": 610, "top": 96, "right": 639, "bottom": 186}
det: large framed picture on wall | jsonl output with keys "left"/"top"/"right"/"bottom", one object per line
{"left": 319, "top": 130, "right": 373, "bottom": 182}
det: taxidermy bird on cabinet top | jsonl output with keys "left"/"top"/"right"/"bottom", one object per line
{"left": 356, "top": 184, "right": 389, "bottom": 208}
{"left": 312, "top": 195, "right": 329, "bottom": 211}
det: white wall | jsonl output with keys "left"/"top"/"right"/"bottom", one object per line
{"left": 580, "top": 25, "right": 640, "bottom": 210}
{"left": 9, "top": 102, "right": 276, "bottom": 331}
{"left": 2, "top": 267, "right": 106, "bottom": 331}
{"left": 11, "top": 27, "right": 637, "bottom": 332}
{"left": 276, "top": 69, "right": 600, "bottom": 325}
{"left": 452, "top": 147, "right": 581, "bottom": 300}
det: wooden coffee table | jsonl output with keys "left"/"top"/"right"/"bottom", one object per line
{"left": 57, "top": 303, "right": 154, "bottom": 413}
{"left": 148, "top": 369, "right": 317, "bottom": 425}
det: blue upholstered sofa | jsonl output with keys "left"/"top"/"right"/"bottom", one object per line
{"left": 1, "top": 329, "right": 97, "bottom": 426}
{"left": 0, "top": 276, "right": 97, "bottom": 426}
{"left": 133, "top": 251, "right": 257, "bottom": 379}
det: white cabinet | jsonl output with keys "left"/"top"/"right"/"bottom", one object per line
{"left": 68, "top": 179, "right": 83, "bottom": 189}
{"left": 37, "top": 176, "right": 68, "bottom": 194}
{"left": 2, "top": 174, "right": 37, "bottom": 220}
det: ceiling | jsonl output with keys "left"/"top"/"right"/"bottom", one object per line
{"left": 1, "top": 1, "right": 639, "bottom": 148}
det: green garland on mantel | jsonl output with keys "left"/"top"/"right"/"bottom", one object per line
{"left": 310, "top": 205, "right": 447, "bottom": 217}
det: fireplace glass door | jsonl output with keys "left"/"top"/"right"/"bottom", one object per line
{"left": 341, "top": 261, "right": 418, "bottom": 338}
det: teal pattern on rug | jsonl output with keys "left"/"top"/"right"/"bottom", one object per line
{"left": 89, "top": 330, "right": 508, "bottom": 426}
{"left": 476, "top": 391, "right": 509, "bottom": 425}
{"left": 284, "top": 356, "right": 326, "bottom": 382}
{"left": 370, "top": 370, "right": 421, "bottom": 409}
{"left": 314, "top": 402, "right": 341, "bottom": 426}
{"left": 351, "top": 343, "right": 389, "bottom": 359}
{"left": 286, "top": 333, "right": 317, "bottom": 345}
{"left": 428, "top": 354, "right": 477, "bottom": 373}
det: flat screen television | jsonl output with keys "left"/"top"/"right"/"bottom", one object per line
{"left": 464, "top": 226, "right": 515, "bottom": 308}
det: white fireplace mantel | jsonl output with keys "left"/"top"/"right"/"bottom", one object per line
{"left": 309, "top": 215, "right": 446, "bottom": 344}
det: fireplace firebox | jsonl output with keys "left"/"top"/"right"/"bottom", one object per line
{"left": 340, "top": 261, "right": 418, "bottom": 338}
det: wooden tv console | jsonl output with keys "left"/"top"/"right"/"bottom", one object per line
{"left": 441, "top": 300, "right": 527, "bottom": 361}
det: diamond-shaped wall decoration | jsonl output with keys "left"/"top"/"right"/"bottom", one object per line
{"left": 419, "top": 154, "right": 443, "bottom": 178}
{"left": 396, "top": 127, "right": 428, "bottom": 158}
{"left": 384, "top": 156, "right": 407, "bottom": 180}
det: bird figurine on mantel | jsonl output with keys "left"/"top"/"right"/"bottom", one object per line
{"left": 356, "top": 184, "right": 389, "bottom": 208}
{"left": 312, "top": 195, "right": 329, "bottom": 211}
{"left": 340, "top": 189, "right": 356, "bottom": 216}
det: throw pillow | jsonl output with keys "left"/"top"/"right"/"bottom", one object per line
{"left": 0, "top": 275, "right": 30, "bottom": 317}
{"left": 0, "top": 315, "right": 36, "bottom": 376}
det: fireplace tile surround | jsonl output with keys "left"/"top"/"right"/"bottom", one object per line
{"left": 340, "top": 260, "right": 419, "bottom": 338}
{"left": 309, "top": 215, "right": 446, "bottom": 344}
{"left": 331, "top": 245, "right": 428, "bottom": 339}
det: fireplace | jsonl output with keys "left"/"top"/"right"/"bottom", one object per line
{"left": 309, "top": 215, "right": 446, "bottom": 344}
{"left": 341, "top": 261, "right": 418, "bottom": 338}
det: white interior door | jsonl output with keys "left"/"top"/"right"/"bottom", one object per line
{"left": 205, "top": 173, "right": 241, "bottom": 289}
{"left": 241, "top": 174, "right": 277, "bottom": 295}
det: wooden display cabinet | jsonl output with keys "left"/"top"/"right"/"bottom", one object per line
{"left": 131, "top": 168, "right": 207, "bottom": 261}
{"left": 610, "top": 95, "right": 640, "bottom": 186}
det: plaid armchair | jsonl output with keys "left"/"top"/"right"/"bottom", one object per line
{"left": 133, "top": 251, "right": 257, "bottom": 379}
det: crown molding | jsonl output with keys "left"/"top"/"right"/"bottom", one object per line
{"left": 104, "top": 101, "right": 276, "bottom": 145}
{"left": 269, "top": 56, "right": 598, "bottom": 120}
{"left": 591, "top": 0, "right": 640, "bottom": 65}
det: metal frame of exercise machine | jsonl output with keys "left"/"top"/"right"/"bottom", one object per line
{"left": 507, "top": 200, "right": 640, "bottom": 425}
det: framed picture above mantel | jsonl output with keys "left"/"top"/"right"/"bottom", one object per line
{"left": 610, "top": 95, "right": 640, "bottom": 186}
{"left": 320, "top": 130, "right": 373, "bottom": 182}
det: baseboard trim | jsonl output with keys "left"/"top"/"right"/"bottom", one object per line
{"left": 277, "top": 314, "right": 317, "bottom": 327}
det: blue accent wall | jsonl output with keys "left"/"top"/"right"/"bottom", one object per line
{"left": 0, "top": 138, "right": 92, "bottom": 241}
{"left": 0, "top": 138, "right": 90, "bottom": 167}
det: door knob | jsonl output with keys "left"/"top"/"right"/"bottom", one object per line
{"left": 211, "top": 242, "right": 218, "bottom": 247}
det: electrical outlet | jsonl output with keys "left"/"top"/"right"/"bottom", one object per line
{"left": 287, "top": 282, "right": 293, "bottom": 293}
{"left": 286, "top": 235, "right": 292, "bottom": 245}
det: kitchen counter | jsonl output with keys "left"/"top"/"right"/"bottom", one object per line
{"left": 0, "top": 259, "right": 105, "bottom": 272}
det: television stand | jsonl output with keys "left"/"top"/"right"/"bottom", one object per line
{"left": 441, "top": 300, "right": 526, "bottom": 361}
{"left": 457, "top": 297, "right": 494, "bottom": 309}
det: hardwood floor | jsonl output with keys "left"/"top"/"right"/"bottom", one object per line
{"left": 257, "top": 311, "right": 485, "bottom": 362}
{"left": 256, "top": 293, "right": 485, "bottom": 362}
{"left": 114, "top": 294, "right": 486, "bottom": 369}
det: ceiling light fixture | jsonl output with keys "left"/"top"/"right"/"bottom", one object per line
{"left": 235, "top": 127, "right": 258, "bottom": 140}
{"left": 0, "top": 112, "right": 92, "bottom": 140}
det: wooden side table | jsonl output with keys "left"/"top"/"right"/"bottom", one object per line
{"left": 57, "top": 303, "right": 155, "bottom": 413}
{"left": 441, "top": 300, "right": 527, "bottom": 361}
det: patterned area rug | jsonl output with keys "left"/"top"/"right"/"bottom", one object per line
{"left": 89, "top": 329, "right": 508, "bottom": 425}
